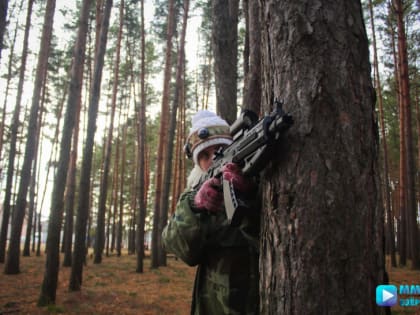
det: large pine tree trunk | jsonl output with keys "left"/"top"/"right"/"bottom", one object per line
{"left": 258, "top": 1, "right": 385, "bottom": 314}
{"left": 212, "top": 0, "right": 238, "bottom": 124}
{"left": 5, "top": 0, "right": 55, "bottom": 275}
{"left": 69, "top": 0, "right": 112, "bottom": 291}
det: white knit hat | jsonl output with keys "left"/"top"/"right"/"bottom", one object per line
{"left": 185, "top": 110, "right": 233, "bottom": 165}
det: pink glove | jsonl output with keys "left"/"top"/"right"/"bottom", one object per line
{"left": 222, "top": 163, "right": 255, "bottom": 193}
{"left": 194, "top": 177, "right": 223, "bottom": 212}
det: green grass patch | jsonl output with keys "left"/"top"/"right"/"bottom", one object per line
{"left": 159, "top": 276, "right": 170, "bottom": 284}
{"left": 46, "top": 304, "right": 65, "bottom": 313}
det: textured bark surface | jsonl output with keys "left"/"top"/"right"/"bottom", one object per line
{"left": 243, "top": 0, "right": 261, "bottom": 114}
{"left": 259, "top": 1, "right": 386, "bottom": 314}
{"left": 212, "top": 0, "right": 239, "bottom": 124}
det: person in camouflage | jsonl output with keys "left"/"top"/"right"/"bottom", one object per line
{"left": 162, "top": 110, "right": 260, "bottom": 315}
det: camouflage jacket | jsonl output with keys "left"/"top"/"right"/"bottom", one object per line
{"left": 162, "top": 189, "right": 260, "bottom": 315}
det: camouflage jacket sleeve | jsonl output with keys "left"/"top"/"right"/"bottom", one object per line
{"left": 162, "top": 190, "right": 208, "bottom": 266}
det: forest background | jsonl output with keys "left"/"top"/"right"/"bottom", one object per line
{"left": 0, "top": 0, "right": 418, "bottom": 313}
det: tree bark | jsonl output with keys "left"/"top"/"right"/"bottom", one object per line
{"left": 258, "top": 1, "right": 385, "bottom": 314}
{"left": 242, "top": 0, "right": 261, "bottom": 114}
{"left": 212, "top": 0, "right": 239, "bottom": 124}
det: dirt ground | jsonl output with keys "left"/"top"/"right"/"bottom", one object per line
{"left": 1, "top": 254, "right": 420, "bottom": 314}
{"left": 0, "top": 252, "right": 196, "bottom": 314}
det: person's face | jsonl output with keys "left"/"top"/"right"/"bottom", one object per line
{"left": 197, "top": 144, "right": 224, "bottom": 171}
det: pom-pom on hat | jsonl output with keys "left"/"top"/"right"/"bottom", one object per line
{"left": 185, "top": 110, "right": 233, "bottom": 165}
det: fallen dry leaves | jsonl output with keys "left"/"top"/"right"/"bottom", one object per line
{"left": 0, "top": 252, "right": 196, "bottom": 314}
{"left": 2, "top": 254, "right": 420, "bottom": 314}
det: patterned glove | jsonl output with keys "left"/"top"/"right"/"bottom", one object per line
{"left": 194, "top": 177, "right": 223, "bottom": 212}
{"left": 222, "top": 163, "right": 255, "bottom": 193}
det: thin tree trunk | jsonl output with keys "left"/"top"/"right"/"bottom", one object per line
{"left": 136, "top": 0, "right": 147, "bottom": 273}
{"left": 386, "top": 5, "right": 407, "bottom": 266}
{"left": 94, "top": 0, "right": 123, "bottom": 264}
{"left": 159, "top": 0, "right": 190, "bottom": 267}
{"left": 129, "top": 162, "right": 137, "bottom": 255}
{"left": 368, "top": 0, "right": 396, "bottom": 268}
{"left": 23, "top": 100, "right": 43, "bottom": 256}
{"left": 5, "top": 0, "right": 55, "bottom": 275}
{"left": 110, "top": 135, "right": 120, "bottom": 254}
{"left": 150, "top": 0, "right": 175, "bottom": 269}
{"left": 393, "top": 0, "right": 420, "bottom": 270}
{"left": 0, "top": 0, "right": 33, "bottom": 264}
{"left": 0, "top": 7, "right": 23, "bottom": 183}
{"left": 117, "top": 113, "right": 128, "bottom": 257}
{"left": 63, "top": 94, "right": 82, "bottom": 267}
{"left": 37, "top": 0, "right": 91, "bottom": 304}
{"left": 69, "top": 0, "right": 112, "bottom": 291}
{"left": 34, "top": 130, "right": 45, "bottom": 257}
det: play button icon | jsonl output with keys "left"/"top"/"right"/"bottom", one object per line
{"left": 376, "top": 285, "right": 397, "bottom": 307}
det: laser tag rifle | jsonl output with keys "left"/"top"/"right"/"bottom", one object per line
{"left": 191, "top": 99, "right": 293, "bottom": 225}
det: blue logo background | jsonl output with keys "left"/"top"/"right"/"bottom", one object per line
{"left": 376, "top": 285, "right": 397, "bottom": 307}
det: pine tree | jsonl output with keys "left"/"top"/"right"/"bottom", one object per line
{"left": 70, "top": 0, "right": 113, "bottom": 291}
{"left": 0, "top": 0, "right": 33, "bottom": 264}
{"left": 5, "top": 0, "right": 56, "bottom": 275}
{"left": 258, "top": 0, "right": 385, "bottom": 313}
{"left": 38, "top": 0, "right": 92, "bottom": 304}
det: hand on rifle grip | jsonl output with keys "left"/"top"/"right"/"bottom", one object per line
{"left": 194, "top": 177, "right": 223, "bottom": 213}
{"left": 222, "top": 163, "right": 255, "bottom": 193}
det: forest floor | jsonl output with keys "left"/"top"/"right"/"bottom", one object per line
{"left": 0, "top": 251, "right": 195, "bottom": 314}
{"left": 0, "top": 253, "right": 419, "bottom": 314}
{"left": 386, "top": 257, "right": 420, "bottom": 315}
